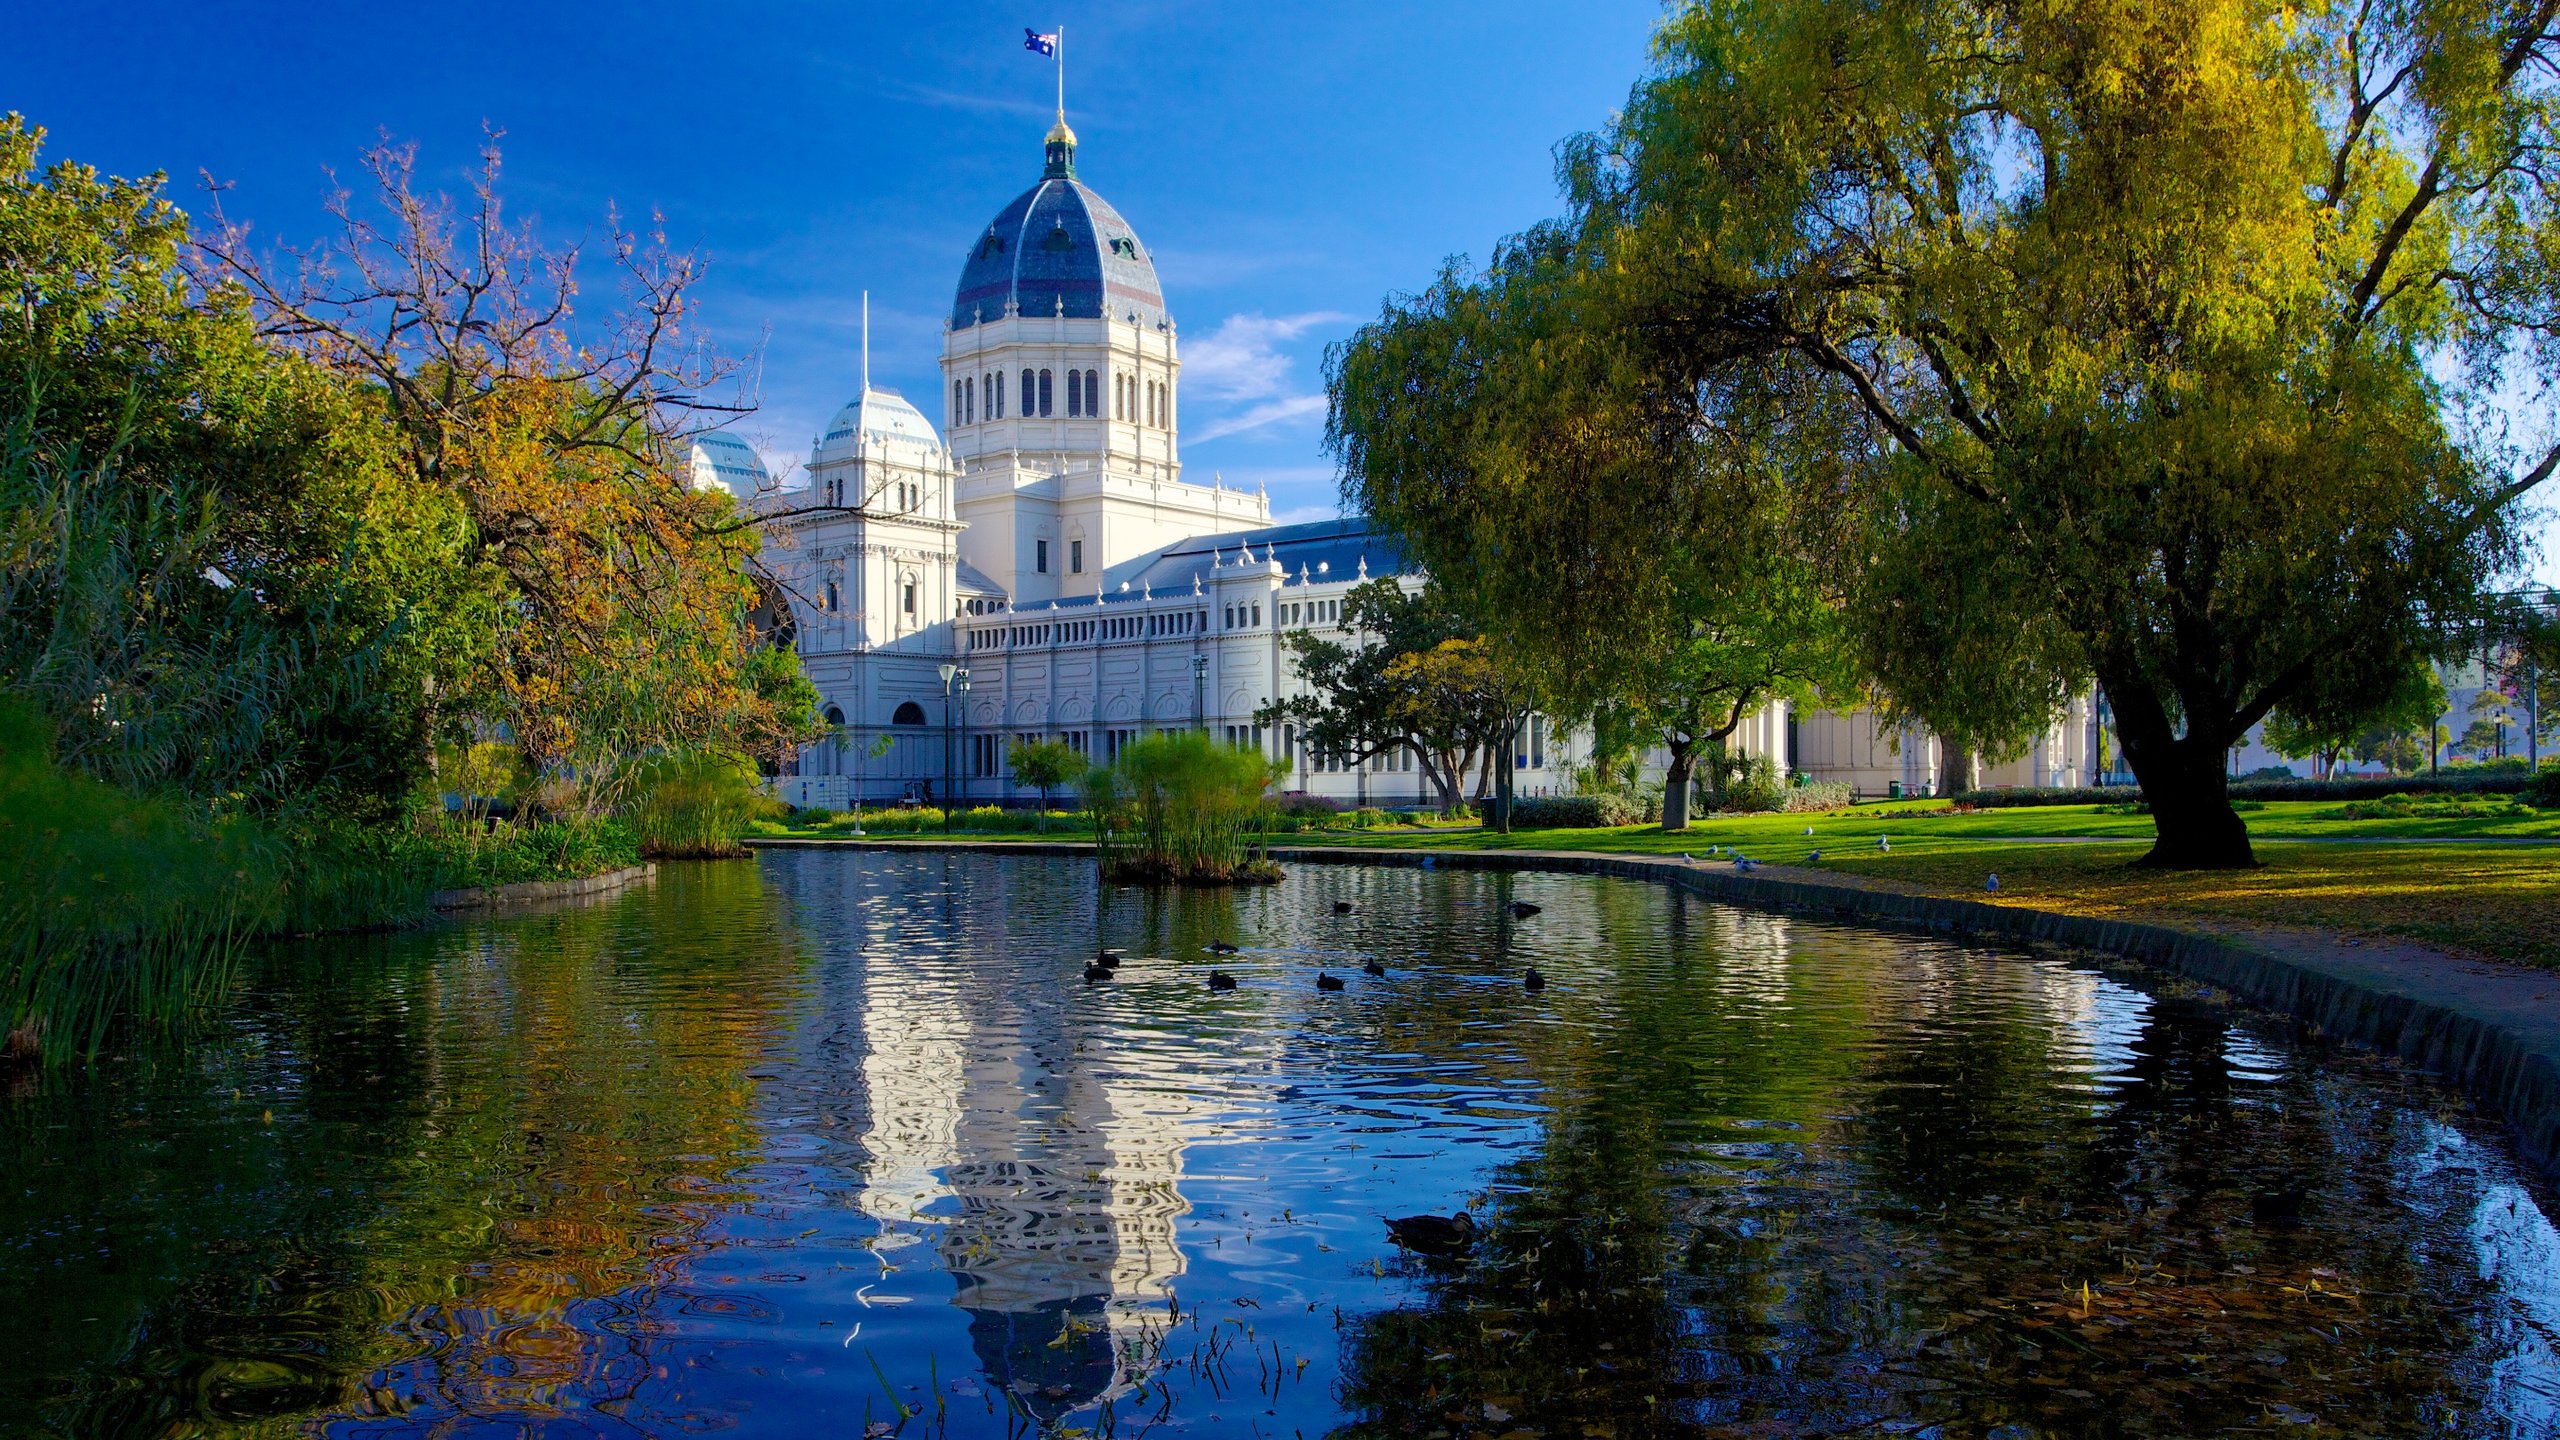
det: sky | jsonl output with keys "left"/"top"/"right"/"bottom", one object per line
{"left": 6, "top": 1, "right": 2553, "bottom": 578}
{"left": 2, "top": 0, "right": 1666, "bottom": 530}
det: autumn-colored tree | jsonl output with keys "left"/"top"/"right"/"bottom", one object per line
{"left": 194, "top": 133, "right": 814, "bottom": 797}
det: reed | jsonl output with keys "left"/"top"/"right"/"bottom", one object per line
{"left": 1093, "top": 732, "right": 1284, "bottom": 886}
{"left": 623, "top": 749, "right": 778, "bottom": 859}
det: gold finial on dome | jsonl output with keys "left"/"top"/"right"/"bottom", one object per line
{"left": 1042, "top": 110, "right": 1078, "bottom": 179}
{"left": 1046, "top": 111, "right": 1077, "bottom": 147}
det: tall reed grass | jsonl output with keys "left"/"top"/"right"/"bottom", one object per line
{"left": 1091, "top": 732, "right": 1283, "bottom": 885}
{"left": 623, "top": 749, "right": 779, "bottom": 859}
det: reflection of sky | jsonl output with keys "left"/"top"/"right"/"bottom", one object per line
{"left": 2409, "top": 1119, "right": 2560, "bottom": 1430}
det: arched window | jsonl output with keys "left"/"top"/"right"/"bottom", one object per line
{"left": 987, "top": 372, "right": 1000, "bottom": 419}
{"left": 902, "top": 580, "right": 918, "bottom": 614}
{"left": 1066, "top": 370, "right": 1081, "bottom": 417}
{"left": 953, "top": 378, "right": 964, "bottom": 424}
{"left": 823, "top": 704, "right": 845, "bottom": 726}
{"left": 1038, "top": 369, "right": 1053, "bottom": 416}
{"left": 1021, "top": 368, "right": 1035, "bottom": 416}
{"left": 891, "top": 701, "right": 927, "bottom": 726}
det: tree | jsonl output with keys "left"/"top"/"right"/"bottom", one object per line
{"left": 1257, "top": 580, "right": 1518, "bottom": 816}
{"left": 1006, "top": 738, "right": 1083, "bottom": 829}
{"left": 0, "top": 114, "right": 470, "bottom": 815}
{"left": 2263, "top": 661, "right": 2446, "bottom": 778}
{"left": 1329, "top": 227, "right": 1859, "bottom": 833}
{"left": 192, "top": 132, "right": 808, "bottom": 799}
{"left": 1378, "top": 0, "right": 2560, "bottom": 867}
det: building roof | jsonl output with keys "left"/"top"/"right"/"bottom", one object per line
{"left": 1137, "top": 516, "right": 1411, "bottom": 591}
{"left": 954, "top": 558, "right": 1007, "bottom": 597}
{"left": 686, "top": 431, "right": 770, "bottom": 497}
{"left": 950, "top": 129, "right": 1167, "bottom": 332}
{"left": 809, "top": 386, "right": 944, "bottom": 474}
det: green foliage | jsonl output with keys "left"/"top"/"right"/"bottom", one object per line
{"left": 1005, "top": 737, "right": 1084, "bottom": 829}
{"left": 623, "top": 749, "right": 779, "bottom": 859}
{"left": 2264, "top": 661, "right": 2447, "bottom": 778}
{"left": 1091, "top": 731, "right": 1284, "bottom": 884}
{"left": 1511, "top": 793, "right": 1651, "bottom": 829}
{"left": 0, "top": 698, "right": 274, "bottom": 1060}
{"left": 2526, "top": 765, "right": 2560, "bottom": 809}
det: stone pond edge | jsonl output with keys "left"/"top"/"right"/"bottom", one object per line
{"left": 429, "top": 863, "right": 658, "bottom": 912}
{"left": 743, "top": 836, "right": 2560, "bottom": 1185}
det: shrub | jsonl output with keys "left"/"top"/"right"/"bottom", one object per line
{"left": 1511, "top": 793, "right": 1648, "bottom": 828}
{"left": 1093, "top": 732, "right": 1285, "bottom": 884}
{"left": 623, "top": 750, "right": 778, "bottom": 858}
{"left": 1777, "top": 780, "right": 1853, "bottom": 812}
{"left": 1713, "top": 754, "right": 1786, "bottom": 814}
{"left": 2525, "top": 764, "right": 2560, "bottom": 809}
{"left": 1959, "top": 771, "right": 2537, "bottom": 808}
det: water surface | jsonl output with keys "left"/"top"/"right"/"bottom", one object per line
{"left": 4, "top": 850, "right": 2557, "bottom": 1437}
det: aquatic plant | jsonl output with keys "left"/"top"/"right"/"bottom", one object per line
{"left": 622, "top": 748, "right": 778, "bottom": 858}
{"left": 1090, "top": 732, "right": 1283, "bottom": 885}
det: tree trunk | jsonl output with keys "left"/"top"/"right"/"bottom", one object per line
{"left": 1937, "top": 735, "right": 1978, "bottom": 797}
{"left": 2107, "top": 679, "right": 2258, "bottom": 869}
{"left": 1661, "top": 744, "right": 1695, "bottom": 831}
{"left": 1493, "top": 728, "right": 1514, "bottom": 833}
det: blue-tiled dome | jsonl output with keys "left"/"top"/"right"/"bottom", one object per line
{"left": 950, "top": 122, "right": 1168, "bottom": 331}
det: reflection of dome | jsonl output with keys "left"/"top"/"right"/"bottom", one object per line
{"left": 685, "top": 431, "right": 770, "bottom": 497}
{"left": 950, "top": 127, "right": 1167, "bottom": 332}
{"left": 809, "top": 387, "right": 943, "bottom": 473}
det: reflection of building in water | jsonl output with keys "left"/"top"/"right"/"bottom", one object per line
{"left": 835, "top": 910, "right": 1244, "bottom": 1415}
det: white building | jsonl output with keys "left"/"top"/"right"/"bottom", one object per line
{"left": 742, "top": 116, "right": 2099, "bottom": 811}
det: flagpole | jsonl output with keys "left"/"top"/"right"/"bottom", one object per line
{"left": 1056, "top": 24, "right": 1065, "bottom": 119}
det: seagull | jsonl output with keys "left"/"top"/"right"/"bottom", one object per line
{"left": 1523, "top": 966, "right": 1547, "bottom": 992}
{"left": 1208, "top": 969, "right": 1238, "bottom": 991}
{"left": 1876, "top": 836, "right": 1892, "bottom": 852}
{"left": 1316, "top": 972, "right": 1346, "bottom": 992}
{"left": 1985, "top": 874, "right": 2001, "bottom": 892}
{"left": 1806, "top": 850, "right": 1822, "bottom": 862}
{"left": 1804, "top": 826, "right": 1815, "bottom": 836}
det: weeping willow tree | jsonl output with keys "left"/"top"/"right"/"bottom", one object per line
{"left": 1089, "top": 732, "right": 1284, "bottom": 886}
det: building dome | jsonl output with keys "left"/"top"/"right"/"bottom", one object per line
{"left": 950, "top": 126, "right": 1168, "bottom": 332}
{"left": 810, "top": 387, "right": 944, "bottom": 473}
{"left": 685, "top": 430, "right": 771, "bottom": 497}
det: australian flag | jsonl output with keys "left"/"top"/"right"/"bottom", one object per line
{"left": 1023, "top": 27, "right": 1057, "bottom": 56}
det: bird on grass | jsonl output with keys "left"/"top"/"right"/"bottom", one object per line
{"left": 1362, "top": 959, "right": 1386, "bottom": 977}
{"left": 1985, "top": 874, "right": 2001, "bottom": 893}
{"left": 1333, "top": 901, "right": 1356, "bottom": 915}
{"left": 1523, "top": 966, "right": 1546, "bottom": 992}
{"left": 1207, "top": 970, "right": 1238, "bottom": 991}
{"left": 1084, "top": 962, "right": 1114, "bottom": 982}
{"left": 1806, "top": 850, "right": 1822, "bottom": 863}
{"left": 1876, "top": 836, "right": 1892, "bottom": 852}
{"left": 1384, "top": 1211, "right": 1477, "bottom": 1256}
{"left": 1508, "top": 901, "right": 1542, "bottom": 919}
{"left": 1207, "top": 940, "right": 1241, "bottom": 955}
{"left": 1316, "top": 972, "right": 1346, "bottom": 992}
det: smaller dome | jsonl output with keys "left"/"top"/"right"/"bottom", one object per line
{"left": 685, "top": 431, "right": 770, "bottom": 497}
{"left": 810, "top": 387, "right": 943, "bottom": 474}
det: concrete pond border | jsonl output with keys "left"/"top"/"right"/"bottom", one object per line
{"left": 430, "top": 863, "right": 658, "bottom": 912}
{"left": 744, "top": 836, "right": 2560, "bottom": 1185}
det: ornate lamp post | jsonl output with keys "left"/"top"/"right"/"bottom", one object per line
{"left": 1193, "top": 653, "right": 1208, "bottom": 734}
{"left": 939, "top": 663, "right": 969, "bottom": 833}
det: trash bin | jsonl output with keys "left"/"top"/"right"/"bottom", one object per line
{"left": 1888, "top": 780, "right": 1903, "bottom": 799}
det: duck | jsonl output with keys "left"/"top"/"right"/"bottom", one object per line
{"left": 1208, "top": 969, "right": 1238, "bottom": 991}
{"left": 1097, "top": 947, "right": 1126, "bottom": 963}
{"left": 1523, "top": 966, "right": 1546, "bottom": 992}
{"left": 1095, "top": 951, "right": 1123, "bottom": 969}
{"left": 1362, "top": 959, "right": 1386, "bottom": 977}
{"left": 1508, "top": 901, "right": 1542, "bottom": 919}
{"left": 1207, "top": 940, "right": 1241, "bottom": 955}
{"left": 1316, "top": 972, "right": 1346, "bottom": 992}
{"left": 1083, "top": 962, "right": 1114, "bottom": 982}
{"left": 1333, "top": 900, "right": 1356, "bottom": 915}
{"left": 1384, "top": 1211, "right": 1477, "bottom": 1256}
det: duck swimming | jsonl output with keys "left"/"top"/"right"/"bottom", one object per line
{"left": 1083, "top": 962, "right": 1113, "bottom": 982}
{"left": 1508, "top": 901, "right": 1542, "bottom": 919}
{"left": 1207, "top": 940, "right": 1241, "bottom": 955}
{"left": 1384, "top": 1211, "right": 1477, "bottom": 1256}
{"left": 1333, "top": 901, "right": 1355, "bottom": 914}
{"left": 1208, "top": 970, "right": 1238, "bottom": 991}
{"left": 1316, "top": 972, "right": 1346, "bottom": 992}
{"left": 1362, "top": 959, "right": 1386, "bottom": 977}
{"left": 1523, "top": 966, "right": 1546, "bottom": 992}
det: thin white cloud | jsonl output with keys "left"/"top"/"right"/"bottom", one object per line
{"left": 1182, "top": 311, "right": 1350, "bottom": 401}
{"left": 1189, "top": 393, "right": 1326, "bottom": 443}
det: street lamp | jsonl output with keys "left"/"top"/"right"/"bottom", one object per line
{"left": 1193, "top": 653, "right": 1209, "bottom": 734}
{"left": 939, "top": 662, "right": 968, "bottom": 833}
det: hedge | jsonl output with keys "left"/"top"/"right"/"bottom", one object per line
{"left": 1955, "top": 767, "right": 2548, "bottom": 809}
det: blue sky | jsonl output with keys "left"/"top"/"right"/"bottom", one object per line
{"left": 7, "top": 1, "right": 2553, "bottom": 578}
{"left": 3, "top": 1, "right": 1664, "bottom": 528}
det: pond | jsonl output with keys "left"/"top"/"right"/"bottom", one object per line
{"left": 5, "top": 850, "right": 2558, "bottom": 1438}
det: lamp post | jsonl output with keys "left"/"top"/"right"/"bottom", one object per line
{"left": 942, "top": 661, "right": 967, "bottom": 830}
{"left": 1193, "top": 653, "right": 1208, "bottom": 734}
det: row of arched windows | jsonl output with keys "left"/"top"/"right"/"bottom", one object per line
{"left": 953, "top": 365, "right": 1172, "bottom": 428}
